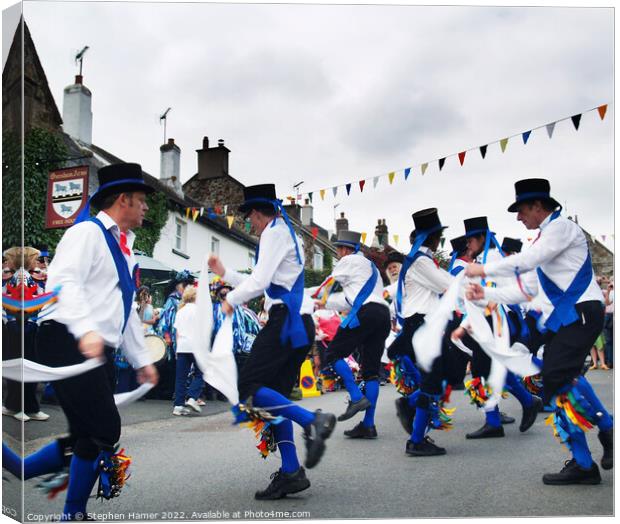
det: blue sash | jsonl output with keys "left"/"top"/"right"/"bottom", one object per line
{"left": 506, "top": 304, "right": 530, "bottom": 342}
{"left": 89, "top": 217, "right": 138, "bottom": 332}
{"left": 450, "top": 266, "right": 465, "bottom": 276}
{"left": 535, "top": 211, "right": 593, "bottom": 333}
{"left": 448, "top": 251, "right": 458, "bottom": 272}
{"left": 266, "top": 270, "right": 309, "bottom": 349}
{"left": 340, "top": 261, "right": 379, "bottom": 329}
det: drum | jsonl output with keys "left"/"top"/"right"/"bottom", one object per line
{"left": 144, "top": 334, "right": 167, "bottom": 365}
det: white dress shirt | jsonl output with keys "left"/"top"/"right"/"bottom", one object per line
{"left": 483, "top": 214, "right": 603, "bottom": 313}
{"left": 225, "top": 218, "right": 312, "bottom": 313}
{"left": 325, "top": 252, "right": 388, "bottom": 312}
{"left": 174, "top": 303, "right": 197, "bottom": 354}
{"left": 400, "top": 246, "right": 453, "bottom": 317}
{"left": 43, "top": 211, "right": 151, "bottom": 369}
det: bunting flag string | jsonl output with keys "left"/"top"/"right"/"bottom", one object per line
{"left": 297, "top": 103, "right": 609, "bottom": 202}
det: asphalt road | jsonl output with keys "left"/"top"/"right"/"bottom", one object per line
{"left": 2, "top": 369, "right": 614, "bottom": 521}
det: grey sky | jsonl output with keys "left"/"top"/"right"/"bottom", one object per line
{"left": 16, "top": 1, "right": 615, "bottom": 252}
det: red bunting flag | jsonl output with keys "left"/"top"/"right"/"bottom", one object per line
{"left": 598, "top": 104, "right": 608, "bottom": 120}
{"left": 311, "top": 227, "right": 319, "bottom": 239}
{"left": 359, "top": 180, "right": 366, "bottom": 192}
{"left": 458, "top": 151, "right": 466, "bottom": 166}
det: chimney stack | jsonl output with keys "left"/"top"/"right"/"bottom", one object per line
{"left": 160, "top": 138, "right": 183, "bottom": 196}
{"left": 300, "top": 199, "right": 313, "bottom": 226}
{"left": 336, "top": 212, "right": 349, "bottom": 234}
{"left": 196, "top": 136, "right": 230, "bottom": 179}
{"left": 375, "top": 218, "right": 389, "bottom": 246}
{"left": 62, "top": 75, "right": 92, "bottom": 145}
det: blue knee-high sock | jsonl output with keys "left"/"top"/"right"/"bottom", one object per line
{"left": 62, "top": 455, "right": 99, "bottom": 520}
{"left": 273, "top": 419, "right": 300, "bottom": 474}
{"left": 505, "top": 372, "right": 534, "bottom": 408}
{"left": 574, "top": 376, "right": 614, "bottom": 431}
{"left": 253, "top": 387, "right": 315, "bottom": 428}
{"left": 485, "top": 406, "right": 501, "bottom": 428}
{"left": 570, "top": 428, "right": 594, "bottom": 469}
{"left": 362, "top": 380, "right": 379, "bottom": 428}
{"left": 400, "top": 356, "right": 422, "bottom": 386}
{"left": 333, "top": 359, "right": 363, "bottom": 402}
{"left": 2, "top": 441, "right": 64, "bottom": 480}
{"left": 410, "top": 408, "right": 429, "bottom": 444}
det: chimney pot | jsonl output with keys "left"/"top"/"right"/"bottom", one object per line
{"left": 203, "top": 136, "right": 209, "bottom": 149}
{"left": 75, "top": 74, "right": 83, "bottom": 85}
{"left": 340, "top": 212, "right": 345, "bottom": 218}
{"left": 168, "top": 138, "right": 175, "bottom": 145}
{"left": 218, "top": 139, "right": 225, "bottom": 147}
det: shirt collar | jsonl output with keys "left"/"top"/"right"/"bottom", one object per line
{"left": 539, "top": 212, "right": 555, "bottom": 231}
{"left": 97, "top": 211, "right": 136, "bottom": 245}
{"left": 420, "top": 246, "right": 433, "bottom": 255}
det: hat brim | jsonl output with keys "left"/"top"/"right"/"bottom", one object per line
{"left": 91, "top": 183, "right": 155, "bottom": 209}
{"left": 413, "top": 225, "right": 448, "bottom": 237}
{"left": 333, "top": 240, "right": 359, "bottom": 248}
{"left": 507, "top": 196, "right": 561, "bottom": 213}
{"left": 238, "top": 201, "right": 278, "bottom": 214}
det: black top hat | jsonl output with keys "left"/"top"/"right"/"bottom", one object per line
{"left": 501, "top": 237, "right": 523, "bottom": 254}
{"left": 239, "top": 184, "right": 278, "bottom": 214}
{"left": 464, "top": 216, "right": 490, "bottom": 238}
{"left": 411, "top": 208, "right": 447, "bottom": 236}
{"left": 91, "top": 163, "right": 154, "bottom": 209}
{"left": 507, "top": 178, "right": 561, "bottom": 213}
{"left": 334, "top": 230, "right": 362, "bottom": 249}
{"left": 384, "top": 251, "right": 404, "bottom": 268}
{"left": 449, "top": 235, "right": 468, "bottom": 256}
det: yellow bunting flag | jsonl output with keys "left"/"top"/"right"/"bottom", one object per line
{"left": 500, "top": 138, "right": 509, "bottom": 153}
{"left": 185, "top": 208, "right": 190, "bottom": 218}
{"left": 320, "top": 189, "right": 326, "bottom": 201}
{"left": 226, "top": 215, "right": 234, "bottom": 228}
{"left": 421, "top": 163, "right": 428, "bottom": 175}
{"left": 361, "top": 232, "right": 368, "bottom": 244}
{"left": 388, "top": 172, "right": 395, "bottom": 184}
{"left": 598, "top": 104, "right": 608, "bottom": 120}
{"left": 393, "top": 234, "right": 399, "bottom": 245}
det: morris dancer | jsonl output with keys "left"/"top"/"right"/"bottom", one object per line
{"left": 455, "top": 216, "right": 541, "bottom": 439}
{"left": 387, "top": 208, "right": 455, "bottom": 456}
{"left": 320, "top": 230, "right": 391, "bottom": 439}
{"left": 208, "top": 184, "right": 336, "bottom": 500}
{"left": 3, "top": 163, "right": 158, "bottom": 520}
{"left": 466, "top": 178, "right": 613, "bottom": 484}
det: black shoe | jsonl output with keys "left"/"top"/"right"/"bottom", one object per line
{"left": 500, "top": 412, "right": 515, "bottom": 425}
{"left": 466, "top": 423, "right": 505, "bottom": 439}
{"left": 598, "top": 428, "right": 613, "bottom": 470}
{"left": 520, "top": 396, "right": 543, "bottom": 432}
{"left": 542, "top": 459, "right": 601, "bottom": 485}
{"left": 337, "top": 396, "right": 371, "bottom": 421}
{"left": 254, "top": 467, "right": 311, "bottom": 500}
{"left": 405, "top": 436, "right": 446, "bottom": 456}
{"left": 344, "top": 422, "right": 378, "bottom": 439}
{"left": 395, "top": 397, "right": 416, "bottom": 434}
{"left": 303, "top": 410, "right": 336, "bottom": 469}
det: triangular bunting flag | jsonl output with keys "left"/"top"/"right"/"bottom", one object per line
{"left": 185, "top": 208, "right": 190, "bottom": 218}
{"left": 393, "top": 234, "right": 399, "bottom": 246}
{"left": 480, "top": 145, "right": 488, "bottom": 159}
{"left": 332, "top": 187, "right": 338, "bottom": 197}
{"left": 215, "top": 206, "right": 221, "bottom": 215}
{"left": 404, "top": 167, "right": 411, "bottom": 180}
{"left": 308, "top": 192, "right": 313, "bottom": 203}
{"left": 522, "top": 130, "right": 532, "bottom": 144}
{"left": 320, "top": 189, "right": 326, "bottom": 201}
{"left": 192, "top": 208, "right": 199, "bottom": 222}
{"left": 458, "top": 152, "right": 466, "bottom": 166}
{"left": 440, "top": 238, "right": 445, "bottom": 248}
{"left": 438, "top": 158, "right": 446, "bottom": 171}
{"left": 359, "top": 180, "right": 366, "bottom": 192}
{"left": 546, "top": 122, "right": 555, "bottom": 139}
{"left": 311, "top": 227, "right": 319, "bottom": 239}
{"left": 598, "top": 104, "right": 608, "bottom": 120}
{"left": 226, "top": 215, "right": 234, "bottom": 228}
{"left": 346, "top": 183, "right": 352, "bottom": 195}
{"left": 361, "top": 232, "right": 367, "bottom": 244}
{"left": 373, "top": 176, "right": 379, "bottom": 188}
{"left": 499, "top": 138, "right": 509, "bottom": 153}
{"left": 602, "top": 235, "right": 606, "bottom": 242}
{"left": 571, "top": 114, "right": 582, "bottom": 131}
{"left": 388, "top": 172, "right": 395, "bottom": 184}
{"left": 244, "top": 221, "right": 251, "bottom": 233}
{"left": 223, "top": 205, "right": 227, "bottom": 215}
{"left": 200, "top": 208, "right": 205, "bottom": 217}
{"left": 421, "top": 163, "right": 428, "bottom": 175}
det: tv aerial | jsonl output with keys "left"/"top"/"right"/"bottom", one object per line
{"left": 159, "top": 107, "right": 172, "bottom": 144}
{"left": 75, "top": 46, "right": 89, "bottom": 76}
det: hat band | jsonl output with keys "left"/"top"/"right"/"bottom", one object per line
{"left": 97, "top": 177, "right": 148, "bottom": 192}
{"left": 414, "top": 223, "right": 445, "bottom": 236}
{"left": 465, "top": 228, "right": 494, "bottom": 238}
{"left": 242, "top": 197, "right": 280, "bottom": 210}
{"left": 515, "top": 191, "right": 551, "bottom": 203}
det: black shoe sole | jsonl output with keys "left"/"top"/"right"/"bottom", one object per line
{"left": 343, "top": 431, "right": 378, "bottom": 439}
{"left": 520, "top": 398, "right": 543, "bottom": 432}
{"left": 304, "top": 414, "right": 336, "bottom": 469}
{"left": 466, "top": 431, "right": 505, "bottom": 439}
{"left": 254, "top": 479, "right": 311, "bottom": 500}
{"left": 406, "top": 449, "right": 447, "bottom": 457}
{"left": 542, "top": 476, "right": 601, "bottom": 486}
{"left": 337, "top": 397, "right": 371, "bottom": 422}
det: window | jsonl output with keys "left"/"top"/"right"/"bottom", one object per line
{"left": 313, "top": 245, "right": 324, "bottom": 271}
{"left": 211, "top": 236, "right": 220, "bottom": 256}
{"left": 174, "top": 218, "right": 187, "bottom": 253}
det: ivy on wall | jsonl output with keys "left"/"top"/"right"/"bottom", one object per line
{"left": 2, "top": 128, "right": 68, "bottom": 250}
{"left": 133, "top": 191, "right": 169, "bottom": 256}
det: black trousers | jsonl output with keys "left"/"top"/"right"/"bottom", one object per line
{"left": 324, "top": 303, "right": 390, "bottom": 381}
{"left": 36, "top": 321, "right": 121, "bottom": 460}
{"left": 443, "top": 315, "right": 471, "bottom": 386}
{"left": 2, "top": 320, "right": 41, "bottom": 414}
{"left": 541, "top": 301, "right": 604, "bottom": 404}
{"left": 238, "top": 306, "right": 315, "bottom": 402}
